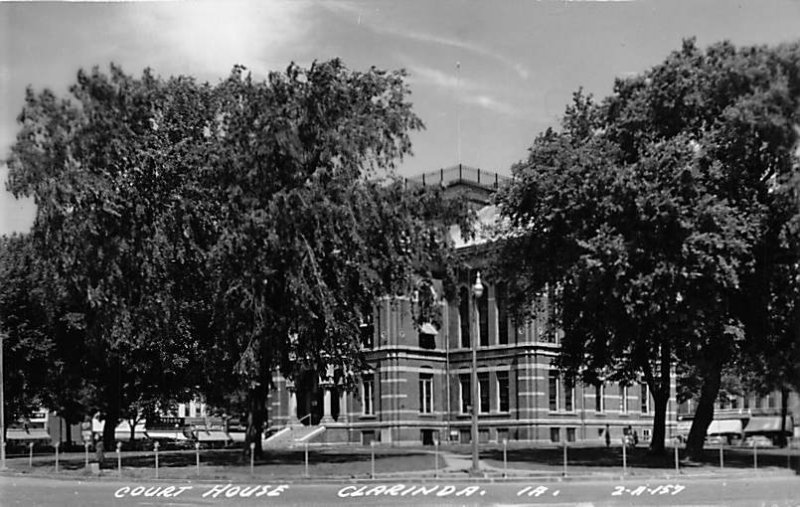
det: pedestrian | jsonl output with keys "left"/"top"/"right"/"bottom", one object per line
{"left": 605, "top": 424, "right": 611, "bottom": 448}
{"left": 633, "top": 430, "right": 639, "bottom": 446}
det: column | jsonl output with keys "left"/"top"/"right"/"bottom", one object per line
{"left": 321, "top": 384, "right": 334, "bottom": 423}
{"left": 286, "top": 380, "right": 299, "bottom": 425}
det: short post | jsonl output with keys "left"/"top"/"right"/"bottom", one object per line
{"left": 116, "top": 442, "right": 122, "bottom": 477}
{"left": 84, "top": 441, "right": 90, "bottom": 469}
{"left": 29, "top": 442, "right": 34, "bottom": 468}
{"left": 719, "top": 440, "right": 724, "bottom": 469}
{"left": 154, "top": 441, "right": 159, "bottom": 479}
{"left": 370, "top": 441, "right": 375, "bottom": 479}
{"left": 434, "top": 440, "right": 440, "bottom": 479}
{"left": 753, "top": 442, "right": 758, "bottom": 470}
{"left": 503, "top": 439, "right": 508, "bottom": 479}
{"left": 54, "top": 442, "right": 59, "bottom": 473}
{"left": 195, "top": 442, "right": 200, "bottom": 476}
{"left": 249, "top": 442, "right": 255, "bottom": 477}
{"left": 562, "top": 440, "right": 568, "bottom": 477}
{"left": 304, "top": 442, "right": 309, "bottom": 478}
{"left": 674, "top": 443, "right": 680, "bottom": 474}
{"left": 622, "top": 438, "right": 627, "bottom": 478}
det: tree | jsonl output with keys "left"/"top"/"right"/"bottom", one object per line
{"left": 195, "top": 61, "right": 469, "bottom": 456}
{"left": 495, "top": 39, "right": 800, "bottom": 458}
{"left": 5, "top": 65, "right": 218, "bottom": 449}
{"left": 0, "top": 235, "right": 54, "bottom": 437}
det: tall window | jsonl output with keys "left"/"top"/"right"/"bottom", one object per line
{"left": 640, "top": 383, "right": 650, "bottom": 414}
{"left": 549, "top": 371, "right": 560, "bottom": 411}
{"left": 496, "top": 283, "right": 509, "bottom": 345}
{"left": 362, "top": 375, "right": 374, "bottom": 415}
{"left": 478, "top": 373, "right": 490, "bottom": 413}
{"left": 419, "top": 372, "right": 434, "bottom": 414}
{"left": 564, "top": 382, "right": 574, "bottom": 412}
{"left": 595, "top": 383, "right": 604, "bottom": 412}
{"left": 460, "top": 374, "right": 471, "bottom": 414}
{"left": 497, "top": 371, "right": 510, "bottom": 412}
{"left": 620, "top": 384, "right": 629, "bottom": 413}
{"left": 478, "top": 284, "right": 489, "bottom": 346}
{"left": 459, "top": 287, "right": 470, "bottom": 349}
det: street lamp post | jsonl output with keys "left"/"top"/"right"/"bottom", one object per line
{"left": 471, "top": 272, "right": 484, "bottom": 476}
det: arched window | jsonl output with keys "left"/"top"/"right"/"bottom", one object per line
{"left": 478, "top": 283, "right": 488, "bottom": 347}
{"left": 459, "top": 287, "right": 470, "bottom": 348}
{"left": 496, "top": 282, "right": 509, "bottom": 345}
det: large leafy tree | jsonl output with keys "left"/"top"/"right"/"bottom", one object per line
{"left": 496, "top": 39, "right": 800, "bottom": 458}
{"left": 5, "top": 60, "right": 469, "bottom": 455}
{"left": 196, "top": 61, "right": 469, "bottom": 455}
{"left": 5, "top": 65, "right": 218, "bottom": 448}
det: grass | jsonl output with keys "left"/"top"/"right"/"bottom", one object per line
{"left": 478, "top": 443, "right": 800, "bottom": 475}
{"left": 4, "top": 443, "right": 797, "bottom": 481}
{"left": 3, "top": 447, "right": 437, "bottom": 481}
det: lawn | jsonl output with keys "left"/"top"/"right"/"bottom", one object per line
{"left": 4, "top": 447, "right": 439, "bottom": 481}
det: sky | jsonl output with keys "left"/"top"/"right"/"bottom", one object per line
{"left": 1, "top": 0, "right": 799, "bottom": 235}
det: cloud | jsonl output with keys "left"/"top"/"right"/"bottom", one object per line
{"left": 322, "top": 0, "right": 530, "bottom": 80}
{"left": 406, "top": 63, "right": 522, "bottom": 118}
{"left": 129, "top": 1, "right": 313, "bottom": 78}
{"left": 464, "top": 94, "right": 520, "bottom": 117}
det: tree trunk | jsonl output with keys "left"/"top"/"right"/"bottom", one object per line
{"left": 245, "top": 383, "right": 267, "bottom": 459}
{"left": 102, "top": 383, "right": 121, "bottom": 451}
{"left": 649, "top": 390, "right": 669, "bottom": 455}
{"left": 646, "top": 340, "right": 671, "bottom": 455}
{"left": 129, "top": 417, "right": 137, "bottom": 443}
{"left": 686, "top": 362, "right": 722, "bottom": 461}
{"left": 778, "top": 387, "right": 789, "bottom": 448}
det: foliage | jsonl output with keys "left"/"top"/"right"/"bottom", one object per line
{"left": 195, "top": 61, "right": 469, "bottom": 453}
{"left": 4, "top": 60, "right": 469, "bottom": 454}
{"left": 0, "top": 235, "right": 54, "bottom": 425}
{"left": 5, "top": 65, "right": 218, "bottom": 445}
{"left": 495, "top": 39, "right": 800, "bottom": 457}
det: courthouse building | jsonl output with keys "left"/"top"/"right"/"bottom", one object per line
{"left": 264, "top": 165, "right": 678, "bottom": 446}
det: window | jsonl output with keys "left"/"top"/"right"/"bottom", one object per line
{"left": 459, "top": 288, "right": 470, "bottom": 348}
{"left": 767, "top": 393, "right": 776, "bottom": 409}
{"left": 497, "top": 371, "right": 510, "bottom": 413}
{"left": 478, "top": 284, "right": 489, "bottom": 346}
{"left": 362, "top": 375, "right": 374, "bottom": 415}
{"left": 549, "top": 371, "right": 560, "bottom": 412}
{"left": 595, "top": 383, "right": 604, "bottom": 412}
{"left": 419, "top": 372, "right": 434, "bottom": 414}
{"left": 640, "top": 383, "right": 650, "bottom": 414}
{"left": 360, "top": 318, "right": 374, "bottom": 349}
{"left": 478, "top": 373, "right": 490, "bottom": 414}
{"left": 566, "top": 428, "right": 576, "bottom": 442}
{"left": 550, "top": 427, "right": 561, "bottom": 443}
{"left": 564, "top": 382, "right": 574, "bottom": 412}
{"left": 743, "top": 395, "right": 750, "bottom": 409}
{"left": 620, "top": 385, "right": 629, "bottom": 413}
{"left": 418, "top": 329, "right": 436, "bottom": 350}
{"left": 496, "top": 283, "right": 509, "bottom": 345}
{"left": 460, "top": 374, "right": 471, "bottom": 414}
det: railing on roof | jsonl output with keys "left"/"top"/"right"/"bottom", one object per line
{"left": 405, "top": 164, "right": 510, "bottom": 191}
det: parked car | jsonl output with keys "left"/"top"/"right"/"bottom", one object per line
{"left": 746, "top": 435, "right": 774, "bottom": 447}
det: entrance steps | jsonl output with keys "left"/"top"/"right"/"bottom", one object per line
{"left": 263, "top": 424, "right": 326, "bottom": 448}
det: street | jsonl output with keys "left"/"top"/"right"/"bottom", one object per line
{"left": 1, "top": 474, "right": 798, "bottom": 506}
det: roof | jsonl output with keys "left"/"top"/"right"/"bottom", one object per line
{"left": 707, "top": 419, "right": 743, "bottom": 435}
{"left": 744, "top": 416, "right": 794, "bottom": 434}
